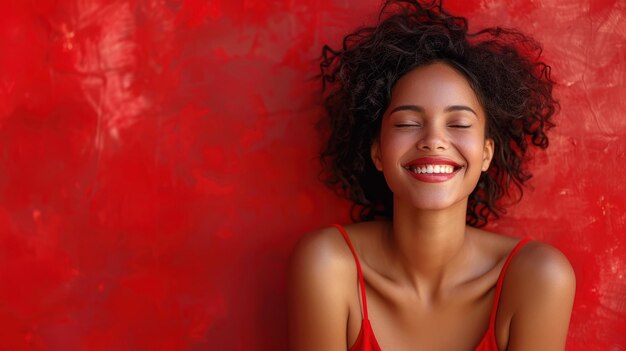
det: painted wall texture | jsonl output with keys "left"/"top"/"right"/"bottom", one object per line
{"left": 0, "top": 0, "right": 624, "bottom": 350}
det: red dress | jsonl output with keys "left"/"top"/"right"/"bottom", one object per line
{"left": 333, "top": 224, "right": 531, "bottom": 351}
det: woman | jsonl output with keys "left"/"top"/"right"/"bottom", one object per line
{"left": 288, "top": 1, "right": 575, "bottom": 350}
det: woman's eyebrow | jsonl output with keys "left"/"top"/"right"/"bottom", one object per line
{"left": 389, "top": 104, "right": 478, "bottom": 117}
{"left": 444, "top": 105, "right": 478, "bottom": 117}
{"left": 389, "top": 105, "right": 425, "bottom": 114}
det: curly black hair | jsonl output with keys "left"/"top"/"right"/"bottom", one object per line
{"left": 318, "top": 0, "right": 558, "bottom": 227}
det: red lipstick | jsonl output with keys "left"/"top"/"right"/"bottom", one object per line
{"left": 402, "top": 157, "right": 462, "bottom": 183}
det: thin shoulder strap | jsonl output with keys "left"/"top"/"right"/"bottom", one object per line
{"left": 332, "top": 224, "right": 370, "bottom": 321}
{"left": 488, "top": 237, "right": 532, "bottom": 328}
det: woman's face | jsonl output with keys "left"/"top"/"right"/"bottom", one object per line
{"left": 371, "top": 62, "right": 494, "bottom": 211}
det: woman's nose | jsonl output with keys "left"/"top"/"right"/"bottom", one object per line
{"left": 416, "top": 125, "right": 448, "bottom": 151}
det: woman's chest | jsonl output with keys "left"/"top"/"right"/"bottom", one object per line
{"left": 347, "top": 274, "right": 498, "bottom": 351}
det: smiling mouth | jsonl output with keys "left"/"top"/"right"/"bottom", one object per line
{"left": 401, "top": 157, "right": 464, "bottom": 182}
{"left": 404, "top": 164, "right": 460, "bottom": 174}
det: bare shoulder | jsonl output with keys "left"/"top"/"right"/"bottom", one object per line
{"left": 501, "top": 240, "right": 576, "bottom": 351}
{"left": 507, "top": 241, "right": 576, "bottom": 299}
{"left": 287, "top": 225, "right": 357, "bottom": 350}
{"left": 471, "top": 227, "right": 576, "bottom": 291}
{"left": 289, "top": 225, "right": 356, "bottom": 279}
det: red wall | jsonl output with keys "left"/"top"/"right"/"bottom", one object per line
{"left": 0, "top": 0, "right": 624, "bottom": 350}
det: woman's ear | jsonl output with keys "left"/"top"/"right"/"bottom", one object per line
{"left": 371, "top": 138, "right": 383, "bottom": 171}
{"left": 482, "top": 138, "right": 495, "bottom": 171}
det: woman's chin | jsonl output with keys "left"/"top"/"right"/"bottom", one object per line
{"left": 394, "top": 194, "right": 469, "bottom": 214}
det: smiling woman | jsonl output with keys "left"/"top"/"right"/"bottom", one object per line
{"left": 372, "top": 63, "right": 493, "bottom": 211}
{"left": 288, "top": 1, "right": 575, "bottom": 351}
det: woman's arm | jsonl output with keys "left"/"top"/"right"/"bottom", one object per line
{"left": 505, "top": 242, "right": 576, "bottom": 351}
{"left": 288, "top": 229, "right": 354, "bottom": 351}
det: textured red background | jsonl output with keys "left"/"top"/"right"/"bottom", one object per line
{"left": 0, "top": 0, "right": 624, "bottom": 350}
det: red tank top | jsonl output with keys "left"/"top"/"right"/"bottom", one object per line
{"left": 334, "top": 224, "right": 531, "bottom": 351}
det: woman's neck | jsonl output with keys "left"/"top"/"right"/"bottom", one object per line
{"left": 386, "top": 197, "right": 473, "bottom": 302}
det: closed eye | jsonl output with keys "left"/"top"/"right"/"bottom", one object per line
{"left": 449, "top": 125, "right": 471, "bottom": 128}
{"left": 394, "top": 124, "right": 421, "bottom": 128}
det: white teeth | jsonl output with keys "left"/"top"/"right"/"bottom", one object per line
{"left": 408, "top": 165, "right": 456, "bottom": 174}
